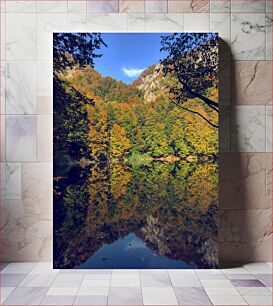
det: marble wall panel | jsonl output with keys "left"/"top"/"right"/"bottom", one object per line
{"left": 231, "top": 61, "right": 272, "bottom": 105}
{"left": 6, "top": 13, "right": 36, "bottom": 60}
{"left": 168, "top": 0, "right": 210, "bottom": 13}
{"left": 6, "top": 115, "right": 36, "bottom": 162}
{"left": 231, "top": 13, "right": 266, "bottom": 60}
{"left": 87, "top": 0, "right": 119, "bottom": 13}
{"left": 231, "top": 106, "right": 266, "bottom": 152}
{"left": 0, "top": 0, "right": 271, "bottom": 262}
{"left": 6, "top": 61, "right": 36, "bottom": 114}
{"left": 146, "top": 0, "right": 168, "bottom": 13}
{"left": 119, "top": 0, "right": 145, "bottom": 13}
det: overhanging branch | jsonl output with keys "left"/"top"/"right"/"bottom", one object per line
{"left": 169, "top": 98, "right": 219, "bottom": 129}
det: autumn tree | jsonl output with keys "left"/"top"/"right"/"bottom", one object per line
{"left": 160, "top": 33, "right": 219, "bottom": 128}
{"left": 110, "top": 124, "right": 132, "bottom": 158}
{"left": 54, "top": 33, "right": 106, "bottom": 163}
{"left": 86, "top": 104, "right": 109, "bottom": 161}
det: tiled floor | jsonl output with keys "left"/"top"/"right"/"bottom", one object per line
{"left": 0, "top": 262, "right": 272, "bottom": 305}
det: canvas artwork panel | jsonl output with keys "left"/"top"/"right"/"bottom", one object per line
{"left": 53, "top": 33, "right": 219, "bottom": 269}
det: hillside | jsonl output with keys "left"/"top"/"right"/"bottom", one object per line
{"left": 132, "top": 64, "right": 169, "bottom": 103}
{"left": 55, "top": 61, "right": 218, "bottom": 163}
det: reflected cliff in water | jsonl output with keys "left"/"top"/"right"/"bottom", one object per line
{"left": 53, "top": 160, "right": 218, "bottom": 269}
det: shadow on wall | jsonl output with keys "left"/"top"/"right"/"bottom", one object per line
{"left": 218, "top": 38, "right": 272, "bottom": 267}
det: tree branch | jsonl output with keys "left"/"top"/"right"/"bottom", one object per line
{"left": 176, "top": 75, "right": 219, "bottom": 113}
{"left": 169, "top": 98, "right": 219, "bottom": 129}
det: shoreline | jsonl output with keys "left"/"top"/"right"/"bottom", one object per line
{"left": 75, "top": 154, "right": 218, "bottom": 167}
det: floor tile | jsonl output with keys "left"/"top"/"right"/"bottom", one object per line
{"left": 225, "top": 274, "right": 256, "bottom": 280}
{"left": 41, "top": 295, "right": 75, "bottom": 305}
{"left": 204, "top": 286, "right": 240, "bottom": 296}
{"left": 237, "top": 286, "right": 272, "bottom": 296}
{"left": 108, "top": 287, "right": 143, "bottom": 305}
{"left": 0, "top": 287, "right": 15, "bottom": 303}
{"left": 83, "top": 274, "right": 111, "bottom": 280}
{"left": 140, "top": 273, "right": 171, "bottom": 287}
{"left": 195, "top": 269, "right": 223, "bottom": 275}
{"left": 110, "top": 274, "right": 140, "bottom": 287}
{"left": 59, "top": 269, "right": 91, "bottom": 274}
{"left": 201, "top": 280, "right": 233, "bottom": 287}
{"left": 51, "top": 274, "right": 83, "bottom": 287}
{"left": 74, "top": 295, "right": 108, "bottom": 305}
{"left": 174, "top": 287, "right": 212, "bottom": 305}
{"left": 0, "top": 263, "right": 8, "bottom": 272}
{"left": 254, "top": 274, "right": 273, "bottom": 287}
{"left": 1, "top": 274, "right": 27, "bottom": 286}
{"left": 142, "top": 287, "right": 178, "bottom": 305}
{"left": 19, "top": 273, "right": 56, "bottom": 287}
{"left": 169, "top": 269, "right": 196, "bottom": 276}
{"left": 230, "top": 279, "right": 265, "bottom": 287}
{"left": 84, "top": 269, "right": 112, "bottom": 275}
{"left": 82, "top": 279, "right": 110, "bottom": 287}
{"left": 46, "top": 287, "right": 78, "bottom": 296}
{"left": 142, "top": 269, "right": 169, "bottom": 275}
{"left": 243, "top": 295, "right": 272, "bottom": 305}
{"left": 3, "top": 287, "right": 48, "bottom": 305}
{"left": 112, "top": 269, "right": 139, "bottom": 274}
{"left": 29, "top": 263, "right": 58, "bottom": 274}
{"left": 169, "top": 274, "right": 202, "bottom": 287}
{"left": 197, "top": 273, "right": 227, "bottom": 280}
{"left": 208, "top": 295, "right": 247, "bottom": 305}
{"left": 1, "top": 263, "right": 36, "bottom": 274}
{"left": 244, "top": 263, "right": 272, "bottom": 274}
{"left": 77, "top": 286, "right": 109, "bottom": 296}
{"left": 221, "top": 267, "right": 251, "bottom": 275}
{"left": 1, "top": 287, "right": 15, "bottom": 296}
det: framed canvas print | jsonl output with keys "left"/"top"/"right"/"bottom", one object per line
{"left": 53, "top": 33, "right": 219, "bottom": 269}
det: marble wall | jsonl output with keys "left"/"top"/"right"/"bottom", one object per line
{"left": 0, "top": 0, "right": 272, "bottom": 263}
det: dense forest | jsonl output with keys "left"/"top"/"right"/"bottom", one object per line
{"left": 54, "top": 62, "right": 218, "bottom": 164}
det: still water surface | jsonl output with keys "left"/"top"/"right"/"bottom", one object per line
{"left": 53, "top": 160, "right": 218, "bottom": 269}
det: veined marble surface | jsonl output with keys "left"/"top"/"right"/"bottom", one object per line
{"left": 6, "top": 13, "right": 36, "bottom": 61}
{"left": 232, "top": 61, "right": 272, "bottom": 106}
{"left": 231, "top": 0, "right": 266, "bottom": 13}
{"left": 3, "top": 163, "right": 21, "bottom": 200}
{"left": 231, "top": 106, "right": 266, "bottom": 152}
{"left": 37, "top": 13, "right": 67, "bottom": 61}
{"left": 0, "top": 0, "right": 272, "bottom": 262}
{"left": 231, "top": 13, "right": 266, "bottom": 60}
{"left": 266, "top": 106, "right": 272, "bottom": 153}
{"left": 87, "top": 0, "right": 118, "bottom": 13}
{"left": 266, "top": 13, "right": 272, "bottom": 60}
{"left": 6, "top": 61, "right": 36, "bottom": 115}
{"left": 210, "top": 0, "right": 231, "bottom": 13}
{"left": 168, "top": 0, "right": 209, "bottom": 13}
{"left": 6, "top": 115, "right": 37, "bottom": 162}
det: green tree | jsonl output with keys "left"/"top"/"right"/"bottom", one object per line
{"left": 171, "top": 120, "right": 191, "bottom": 157}
{"left": 145, "top": 123, "right": 173, "bottom": 157}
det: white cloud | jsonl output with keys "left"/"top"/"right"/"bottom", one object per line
{"left": 122, "top": 67, "right": 145, "bottom": 78}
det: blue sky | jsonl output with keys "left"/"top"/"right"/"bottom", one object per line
{"left": 93, "top": 33, "right": 170, "bottom": 84}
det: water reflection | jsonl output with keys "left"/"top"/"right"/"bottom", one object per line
{"left": 53, "top": 160, "right": 218, "bottom": 269}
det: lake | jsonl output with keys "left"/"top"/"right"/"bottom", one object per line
{"left": 53, "top": 160, "right": 218, "bottom": 269}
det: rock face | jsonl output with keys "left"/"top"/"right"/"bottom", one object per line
{"left": 132, "top": 64, "right": 169, "bottom": 103}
